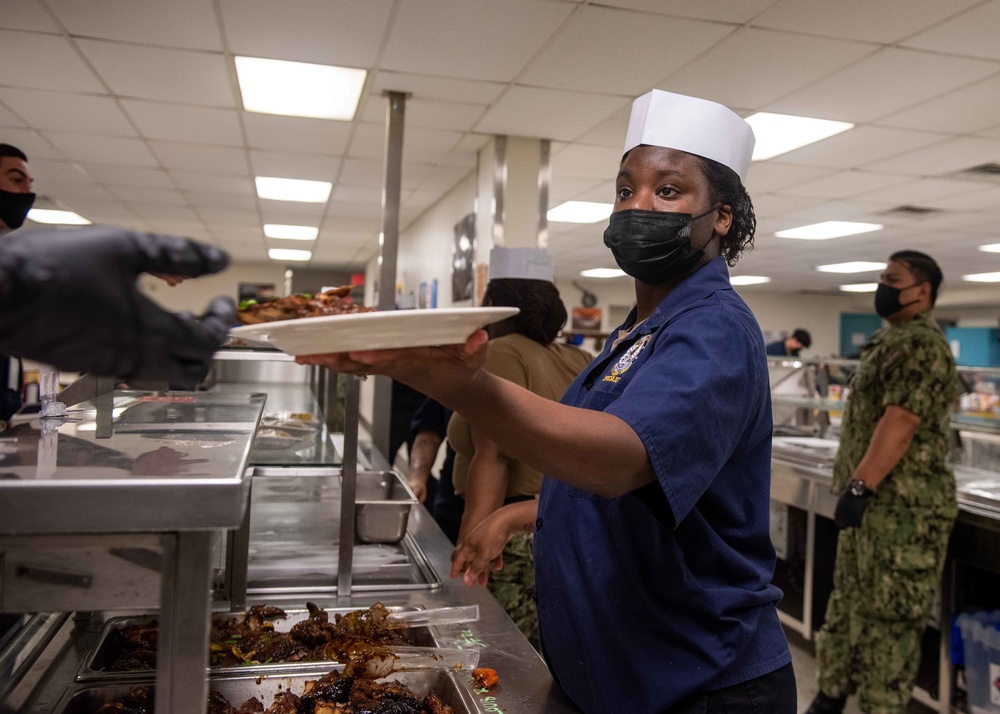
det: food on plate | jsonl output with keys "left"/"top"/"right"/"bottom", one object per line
{"left": 236, "top": 286, "right": 375, "bottom": 325}
{"left": 472, "top": 667, "right": 499, "bottom": 690}
{"left": 92, "top": 670, "right": 456, "bottom": 714}
{"left": 105, "top": 602, "right": 412, "bottom": 672}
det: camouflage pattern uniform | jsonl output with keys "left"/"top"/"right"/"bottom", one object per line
{"left": 488, "top": 531, "right": 538, "bottom": 650}
{"left": 815, "top": 311, "right": 958, "bottom": 714}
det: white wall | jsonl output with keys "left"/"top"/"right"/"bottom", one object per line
{"left": 139, "top": 261, "right": 287, "bottom": 312}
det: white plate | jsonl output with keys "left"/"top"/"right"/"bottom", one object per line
{"left": 229, "top": 307, "right": 518, "bottom": 356}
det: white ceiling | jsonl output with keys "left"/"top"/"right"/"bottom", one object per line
{"left": 3, "top": 0, "right": 1000, "bottom": 299}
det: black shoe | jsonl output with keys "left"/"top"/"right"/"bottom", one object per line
{"left": 804, "top": 692, "right": 846, "bottom": 714}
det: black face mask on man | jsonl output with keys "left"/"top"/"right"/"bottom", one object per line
{"left": 603, "top": 205, "right": 720, "bottom": 284}
{"left": 0, "top": 190, "right": 36, "bottom": 230}
{"left": 874, "top": 282, "right": 922, "bottom": 318}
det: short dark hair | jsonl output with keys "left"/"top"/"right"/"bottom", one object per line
{"left": 890, "top": 250, "right": 943, "bottom": 306}
{"left": 698, "top": 156, "right": 756, "bottom": 267}
{"left": 0, "top": 144, "right": 28, "bottom": 162}
{"left": 792, "top": 329, "right": 811, "bottom": 348}
{"left": 482, "top": 278, "right": 568, "bottom": 345}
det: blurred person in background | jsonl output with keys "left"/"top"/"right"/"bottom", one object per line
{"left": 808, "top": 251, "right": 957, "bottom": 714}
{"left": 448, "top": 247, "right": 591, "bottom": 650}
{"left": 767, "top": 327, "right": 812, "bottom": 357}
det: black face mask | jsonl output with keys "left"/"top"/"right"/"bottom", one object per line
{"left": 874, "top": 282, "right": 921, "bottom": 318}
{"left": 0, "top": 190, "right": 36, "bottom": 230}
{"left": 603, "top": 206, "right": 719, "bottom": 284}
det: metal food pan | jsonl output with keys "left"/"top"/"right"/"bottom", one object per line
{"left": 76, "top": 606, "right": 437, "bottom": 682}
{"left": 55, "top": 669, "right": 478, "bottom": 714}
{"left": 355, "top": 470, "right": 418, "bottom": 544}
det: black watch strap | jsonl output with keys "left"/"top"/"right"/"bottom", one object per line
{"left": 848, "top": 479, "right": 871, "bottom": 497}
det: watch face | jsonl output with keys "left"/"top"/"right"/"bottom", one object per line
{"left": 850, "top": 480, "right": 867, "bottom": 496}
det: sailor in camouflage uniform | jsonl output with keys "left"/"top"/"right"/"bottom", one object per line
{"left": 807, "top": 251, "right": 958, "bottom": 714}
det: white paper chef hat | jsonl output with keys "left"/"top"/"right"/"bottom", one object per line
{"left": 489, "top": 247, "right": 554, "bottom": 282}
{"left": 623, "top": 89, "right": 756, "bottom": 183}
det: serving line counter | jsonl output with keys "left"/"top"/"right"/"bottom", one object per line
{"left": 0, "top": 349, "right": 577, "bottom": 714}
{"left": 770, "top": 436, "right": 1000, "bottom": 714}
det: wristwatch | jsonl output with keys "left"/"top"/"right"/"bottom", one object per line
{"left": 848, "top": 478, "right": 871, "bottom": 497}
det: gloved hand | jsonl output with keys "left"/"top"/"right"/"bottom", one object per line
{"left": 834, "top": 481, "right": 873, "bottom": 529}
{"left": 0, "top": 226, "right": 233, "bottom": 387}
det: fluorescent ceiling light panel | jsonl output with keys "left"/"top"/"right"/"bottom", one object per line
{"left": 839, "top": 283, "right": 879, "bottom": 293}
{"left": 264, "top": 224, "right": 319, "bottom": 241}
{"left": 978, "top": 243, "right": 1000, "bottom": 253}
{"left": 235, "top": 56, "right": 366, "bottom": 121}
{"left": 745, "top": 112, "right": 854, "bottom": 161}
{"left": 548, "top": 201, "right": 614, "bottom": 223}
{"left": 816, "top": 261, "right": 887, "bottom": 274}
{"left": 255, "top": 176, "right": 332, "bottom": 203}
{"left": 268, "top": 248, "right": 312, "bottom": 262}
{"left": 27, "top": 208, "right": 91, "bottom": 225}
{"left": 580, "top": 268, "right": 627, "bottom": 278}
{"left": 776, "top": 221, "right": 883, "bottom": 240}
{"left": 730, "top": 276, "right": 772, "bottom": 286}
{"left": 963, "top": 272, "right": 1000, "bottom": 283}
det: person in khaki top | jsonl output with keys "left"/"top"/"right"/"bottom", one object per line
{"left": 448, "top": 247, "right": 591, "bottom": 649}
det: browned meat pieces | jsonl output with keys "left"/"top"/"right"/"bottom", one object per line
{"left": 262, "top": 690, "right": 301, "bottom": 714}
{"left": 236, "top": 286, "right": 375, "bottom": 325}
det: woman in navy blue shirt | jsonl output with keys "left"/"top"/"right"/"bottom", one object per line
{"left": 300, "top": 89, "right": 794, "bottom": 713}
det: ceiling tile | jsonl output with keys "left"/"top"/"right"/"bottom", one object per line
{"left": 925, "top": 185, "right": 1000, "bottom": 212}
{"left": 371, "top": 71, "right": 506, "bottom": 105}
{"left": 595, "top": 0, "right": 779, "bottom": 24}
{"left": 24, "top": 158, "right": 90, "bottom": 184}
{"left": 46, "top": 0, "right": 222, "bottom": 51}
{"left": 76, "top": 39, "right": 236, "bottom": 107}
{"left": 360, "top": 98, "right": 486, "bottom": 133}
{"left": 1, "top": 88, "right": 135, "bottom": 135}
{"left": 901, "top": 1, "right": 1000, "bottom": 61}
{"left": 874, "top": 73, "right": 1000, "bottom": 135}
{"left": 659, "top": 27, "right": 874, "bottom": 110}
{"left": 338, "top": 159, "right": 384, "bottom": 187}
{"left": 751, "top": 193, "right": 824, "bottom": 217}
{"left": 183, "top": 190, "right": 257, "bottom": 211}
{"left": 0, "top": 102, "right": 27, "bottom": 127}
{"left": 415, "top": 164, "right": 474, "bottom": 192}
{"left": 122, "top": 101, "right": 242, "bottom": 145}
{"left": 863, "top": 137, "right": 1000, "bottom": 176}
{"left": 0, "top": 31, "right": 104, "bottom": 92}
{"left": 573, "top": 180, "right": 618, "bottom": 204}
{"left": 519, "top": 6, "right": 733, "bottom": 95}
{"left": 220, "top": 0, "right": 392, "bottom": 66}
{"left": 332, "top": 185, "right": 381, "bottom": 205}
{"left": 476, "top": 87, "right": 625, "bottom": 141}
{"left": 744, "top": 162, "right": 831, "bottom": 193}
{"left": 242, "top": 113, "right": 352, "bottom": 155}
{"left": 381, "top": 0, "right": 573, "bottom": 82}
{"left": 0, "top": 0, "right": 60, "bottom": 31}
{"left": 765, "top": 48, "right": 999, "bottom": 123}
{"left": 753, "top": 0, "right": 982, "bottom": 43}
{"left": 775, "top": 126, "right": 947, "bottom": 169}
{"left": 170, "top": 171, "right": 254, "bottom": 195}
{"left": 860, "top": 177, "right": 985, "bottom": 206}
{"left": 44, "top": 132, "right": 158, "bottom": 166}
{"left": 39, "top": 182, "right": 115, "bottom": 203}
{"left": 248, "top": 150, "right": 342, "bottom": 182}
{"left": 980, "top": 124, "right": 1000, "bottom": 140}
{"left": 150, "top": 141, "right": 248, "bottom": 175}
{"left": 131, "top": 203, "right": 198, "bottom": 221}
{"left": 107, "top": 187, "right": 188, "bottom": 205}
{"left": 79, "top": 164, "right": 173, "bottom": 189}
{"left": 779, "top": 170, "right": 912, "bottom": 199}
{"left": 259, "top": 202, "right": 327, "bottom": 223}
{"left": 347, "top": 123, "right": 463, "bottom": 163}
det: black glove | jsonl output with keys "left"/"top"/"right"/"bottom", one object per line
{"left": 834, "top": 479, "right": 873, "bottom": 529}
{"left": 0, "top": 226, "right": 233, "bottom": 387}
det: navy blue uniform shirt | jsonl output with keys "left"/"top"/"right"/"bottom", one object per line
{"left": 534, "top": 256, "right": 790, "bottom": 712}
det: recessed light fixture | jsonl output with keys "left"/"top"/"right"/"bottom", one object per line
{"left": 776, "top": 221, "right": 883, "bottom": 240}
{"left": 235, "top": 56, "right": 366, "bottom": 121}
{"left": 268, "top": 248, "right": 312, "bottom": 262}
{"left": 963, "top": 272, "right": 1000, "bottom": 283}
{"left": 816, "top": 261, "right": 887, "bottom": 274}
{"left": 580, "top": 268, "right": 627, "bottom": 278}
{"left": 548, "top": 201, "right": 614, "bottom": 223}
{"left": 839, "top": 283, "right": 879, "bottom": 293}
{"left": 255, "top": 177, "right": 332, "bottom": 203}
{"left": 264, "top": 224, "right": 319, "bottom": 241}
{"left": 730, "top": 275, "right": 771, "bottom": 286}
{"left": 978, "top": 243, "right": 1000, "bottom": 253}
{"left": 27, "top": 208, "right": 91, "bottom": 225}
{"left": 745, "top": 112, "right": 854, "bottom": 161}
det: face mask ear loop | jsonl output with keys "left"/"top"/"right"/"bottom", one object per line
{"left": 690, "top": 203, "right": 724, "bottom": 252}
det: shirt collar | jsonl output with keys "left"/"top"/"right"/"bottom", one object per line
{"left": 621, "top": 256, "right": 733, "bottom": 333}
